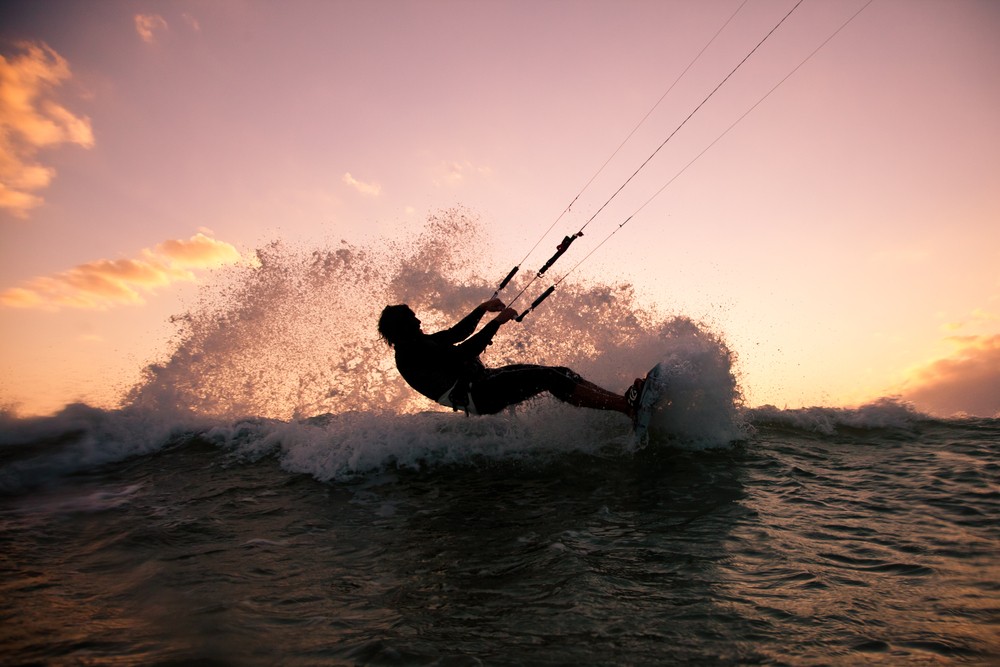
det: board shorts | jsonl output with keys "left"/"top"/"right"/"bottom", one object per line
{"left": 452, "top": 364, "right": 581, "bottom": 415}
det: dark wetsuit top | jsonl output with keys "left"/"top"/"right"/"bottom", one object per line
{"left": 393, "top": 307, "right": 502, "bottom": 404}
{"left": 394, "top": 307, "right": 583, "bottom": 415}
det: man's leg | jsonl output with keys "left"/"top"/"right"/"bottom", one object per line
{"left": 471, "top": 365, "right": 630, "bottom": 416}
{"left": 565, "top": 378, "right": 631, "bottom": 415}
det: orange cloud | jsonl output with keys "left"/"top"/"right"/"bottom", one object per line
{"left": 0, "top": 233, "right": 242, "bottom": 311}
{"left": 0, "top": 42, "right": 93, "bottom": 218}
{"left": 900, "top": 334, "right": 1000, "bottom": 417}
{"left": 342, "top": 172, "right": 381, "bottom": 197}
{"left": 135, "top": 14, "right": 169, "bottom": 44}
{"left": 155, "top": 232, "right": 242, "bottom": 267}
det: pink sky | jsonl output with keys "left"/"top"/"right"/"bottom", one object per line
{"left": 1, "top": 0, "right": 998, "bottom": 417}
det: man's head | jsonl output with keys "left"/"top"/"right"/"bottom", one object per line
{"left": 378, "top": 304, "right": 421, "bottom": 347}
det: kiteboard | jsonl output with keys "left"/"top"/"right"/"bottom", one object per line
{"left": 632, "top": 362, "right": 667, "bottom": 444}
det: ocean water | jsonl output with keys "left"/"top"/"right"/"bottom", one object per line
{"left": 1, "top": 403, "right": 997, "bottom": 665}
{"left": 2, "top": 216, "right": 997, "bottom": 664}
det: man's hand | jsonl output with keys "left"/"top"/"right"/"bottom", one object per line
{"left": 480, "top": 298, "right": 506, "bottom": 313}
{"left": 493, "top": 307, "right": 518, "bottom": 325}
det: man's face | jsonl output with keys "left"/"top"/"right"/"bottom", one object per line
{"left": 402, "top": 307, "right": 422, "bottom": 334}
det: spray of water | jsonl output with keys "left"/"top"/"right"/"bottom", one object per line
{"left": 124, "top": 209, "right": 746, "bottom": 447}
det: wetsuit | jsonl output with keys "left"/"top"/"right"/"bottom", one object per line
{"left": 394, "top": 307, "right": 582, "bottom": 415}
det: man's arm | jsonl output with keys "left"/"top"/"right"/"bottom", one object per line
{"left": 455, "top": 307, "right": 517, "bottom": 358}
{"left": 434, "top": 299, "right": 506, "bottom": 345}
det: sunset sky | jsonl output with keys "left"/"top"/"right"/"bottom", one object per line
{"left": 1, "top": 0, "right": 998, "bottom": 418}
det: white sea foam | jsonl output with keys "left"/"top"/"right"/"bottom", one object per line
{"left": 199, "top": 406, "right": 629, "bottom": 483}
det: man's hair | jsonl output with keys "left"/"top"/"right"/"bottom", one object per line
{"left": 378, "top": 304, "right": 417, "bottom": 347}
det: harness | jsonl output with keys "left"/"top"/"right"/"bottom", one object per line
{"left": 436, "top": 358, "right": 487, "bottom": 415}
{"left": 437, "top": 380, "right": 478, "bottom": 415}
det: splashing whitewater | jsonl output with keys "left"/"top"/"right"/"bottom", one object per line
{"left": 124, "top": 209, "right": 746, "bottom": 446}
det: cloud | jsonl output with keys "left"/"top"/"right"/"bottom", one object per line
{"left": 0, "top": 233, "right": 242, "bottom": 311}
{"left": 433, "top": 160, "right": 493, "bottom": 188}
{"left": 943, "top": 307, "right": 998, "bottom": 333}
{"left": 0, "top": 42, "right": 94, "bottom": 218}
{"left": 182, "top": 13, "right": 201, "bottom": 32}
{"left": 900, "top": 334, "right": 1000, "bottom": 417}
{"left": 155, "top": 232, "right": 241, "bottom": 267}
{"left": 135, "top": 14, "right": 169, "bottom": 43}
{"left": 342, "top": 172, "right": 381, "bottom": 197}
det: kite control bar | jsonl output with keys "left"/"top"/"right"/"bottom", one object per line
{"left": 494, "top": 233, "right": 582, "bottom": 320}
{"left": 493, "top": 233, "right": 582, "bottom": 297}
{"left": 491, "top": 265, "right": 520, "bottom": 299}
{"left": 537, "top": 233, "right": 581, "bottom": 276}
{"left": 513, "top": 234, "right": 581, "bottom": 320}
{"left": 515, "top": 285, "right": 555, "bottom": 322}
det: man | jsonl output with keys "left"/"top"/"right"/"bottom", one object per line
{"left": 378, "top": 299, "right": 640, "bottom": 416}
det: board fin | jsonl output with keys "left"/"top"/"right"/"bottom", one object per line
{"left": 632, "top": 363, "right": 666, "bottom": 444}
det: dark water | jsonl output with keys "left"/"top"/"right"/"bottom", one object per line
{"left": 1, "top": 405, "right": 997, "bottom": 666}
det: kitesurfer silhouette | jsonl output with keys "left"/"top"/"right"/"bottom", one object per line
{"left": 378, "top": 299, "right": 643, "bottom": 416}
